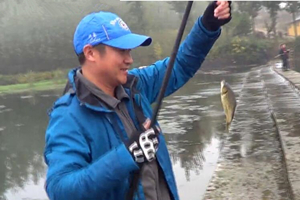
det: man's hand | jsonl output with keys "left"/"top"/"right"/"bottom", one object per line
{"left": 202, "top": 1, "right": 232, "bottom": 31}
{"left": 125, "top": 119, "right": 160, "bottom": 165}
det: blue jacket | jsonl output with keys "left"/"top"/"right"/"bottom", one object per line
{"left": 44, "top": 17, "right": 220, "bottom": 200}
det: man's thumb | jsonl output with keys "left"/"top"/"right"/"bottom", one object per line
{"left": 143, "top": 118, "right": 151, "bottom": 129}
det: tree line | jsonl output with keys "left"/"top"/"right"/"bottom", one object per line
{"left": 0, "top": 0, "right": 299, "bottom": 75}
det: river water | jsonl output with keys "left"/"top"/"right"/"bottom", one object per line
{"left": 0, "top": 66, "right": 253, "bottom": 200}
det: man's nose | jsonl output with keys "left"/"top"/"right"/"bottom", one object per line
{"left": 125, "top": 52, "right": 133, "bottom": 64}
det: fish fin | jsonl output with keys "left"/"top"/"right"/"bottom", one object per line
{"left": 226, "top": 122, "right": 230, "bottom": 132}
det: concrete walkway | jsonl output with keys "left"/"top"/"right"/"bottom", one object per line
{"left": 272, "top": 66, "right": 300, "bottom": 199}
{"left": 273, "top": 67, "right": 300, "bottom": 91}
{"left": 203, "top": 64, "right": 300, "bottom": 200}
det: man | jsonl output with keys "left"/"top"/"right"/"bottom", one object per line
{"left": 44, "top": 1, "right": 231, "bottom": 200}
{"left": 279, "top": 43, "right": 290, "bottom": 71}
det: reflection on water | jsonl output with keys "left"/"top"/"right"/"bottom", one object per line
{"left": 158, "top": 68, "right": 246, "bottom": 199}
{"left": 0, "top": 90, "right": 61, "bottom": 200}
{"left": 0, "top": 66, "right": 250, "bottom": 200}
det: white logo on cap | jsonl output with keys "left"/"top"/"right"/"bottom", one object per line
{"left": 118, "top": 19, "right": 129, "bottom": 30}
{"left": 88, "top": 32, "right": 100, "bottom": 43}
{"left": 110, "top": 17, "right": 119, "bottom": 25}
{"left": 110, "top": 17, "right": 129, "bottom": 31}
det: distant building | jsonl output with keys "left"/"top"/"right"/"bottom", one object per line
{"left": 287, "top": 16, "right": 300, "bottom": 36}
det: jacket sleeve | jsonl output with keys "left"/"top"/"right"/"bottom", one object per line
{"left": 129, "top": 16, "right": 221, "bottom": 104}
{"left": 44, "top": 106, "right": 139, "bottom": 200}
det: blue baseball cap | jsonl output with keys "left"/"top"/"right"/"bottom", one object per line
{"left": 73, "top": 11, "right": 152, "bottom": 55}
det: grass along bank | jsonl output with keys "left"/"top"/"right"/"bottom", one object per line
{"left": 0, "top": 79, "right": 66, "bottom": 95}
{"left": 0, "top": 69, "right": 68, "bottom": 94}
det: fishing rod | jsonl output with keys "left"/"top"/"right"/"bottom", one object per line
{"left": 127, "top": 1, "right": 194, "bottom": 200}
{"left": 150, "top": 1, "right": 194, "bottom": 127}
{"left": 274, "top": 49, "right": 292, "bottom": 59}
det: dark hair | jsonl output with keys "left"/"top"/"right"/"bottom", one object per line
{"left": 78, "top": 53, "right": 86, "bottom": 65}
{"left": 77, "top": 44, "right": 107, "bottom": 65}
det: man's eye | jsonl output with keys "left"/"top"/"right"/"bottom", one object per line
{"left": 120, "top": 49, "right": 131, "bottom": 53}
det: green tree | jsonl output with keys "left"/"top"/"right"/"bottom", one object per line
{"left": 236, "top": 1, "right": 262, "bottom": 33}
{"left": 126, "top": 2, "right": 148, "bottom": 34}
{"left": 232, "top": 12, "right": 252, "bottom": 37}
{"left": 222, "top": 12, "right": 252, "bottom": 38}
{"left": 167, "top": 2, "right": 195, "bottom": 33}
{"left": 153, "top": 42, "right": 163, "bottom": 60}
{"left": 284, "top": 1, "right": 300, "bottom": 37}
{"left": 263, "top": 1, "right": 281, "bottom": 38}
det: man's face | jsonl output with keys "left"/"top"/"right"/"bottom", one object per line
{"left": 94, "top": 46, "right": 133, "bottom": 87}
{"left": 282, "top": 44, "right": 286, "bottom": 49}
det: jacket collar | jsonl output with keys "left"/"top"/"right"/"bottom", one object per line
{"left": 65, "top": 67, "right": 139, "bottom": 112}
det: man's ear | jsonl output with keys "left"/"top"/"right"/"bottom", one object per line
{"left": 83, "top": 44, "right": 96, "bottom": 62}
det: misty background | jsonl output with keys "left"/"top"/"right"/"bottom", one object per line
{"left": 1, "top": 1, "right": 300, "bottom": 200}
{"left": 0, "top": 0, "right": 299, "bottom": 77}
